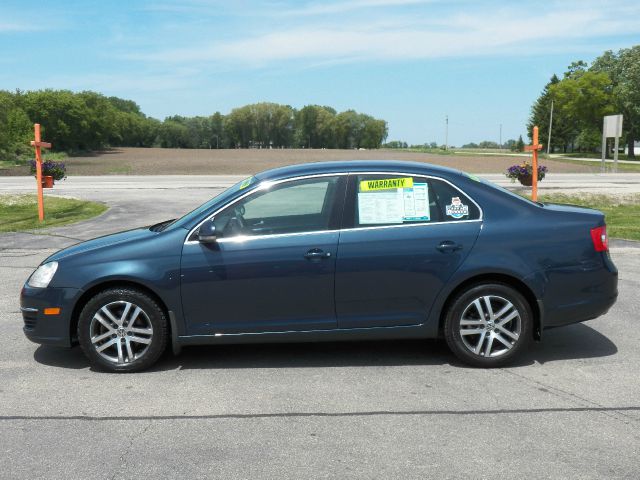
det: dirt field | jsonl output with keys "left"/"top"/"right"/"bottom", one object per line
{"left": 1, "top": 147, "right": 596, "bottom": 176}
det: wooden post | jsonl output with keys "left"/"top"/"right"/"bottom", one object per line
{"left": 30, "top": 124, "right": 52, "bottom": 222}
{"left": 532, "top": 126, "right": 539, "bottom": 201}
{"left": 524, "top": 125, "right": 543, "bottom": 202}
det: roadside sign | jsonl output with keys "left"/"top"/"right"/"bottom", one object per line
{"left": 602, "top": 114, "right": 623, "bottom": 173}
{"left": 603, "top": 114, "right": 623, "bottom": 138}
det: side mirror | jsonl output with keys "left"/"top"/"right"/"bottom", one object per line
{"left": 197, "top": 219, "right": 217, "bottom": 243}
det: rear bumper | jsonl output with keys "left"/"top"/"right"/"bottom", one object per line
{"left": 543, "top": 290, "right": 617, "bottom": 329}
{"left": 20, "top": 285, "right": 80, "bottom": 347}
{"left": 542, "top": 255, "right": 618, "bottom": 329}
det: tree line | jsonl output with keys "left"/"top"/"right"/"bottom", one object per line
{"left": 383, "top": 139, "right": 527, "bottom": 151}
{"left": 528, "top": 45, "right": 639, "bottom": 158}
{"left": 0, "top": 90, "right": 388, "bottom": 162}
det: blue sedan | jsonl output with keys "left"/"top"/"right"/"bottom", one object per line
{"left": 20, "top": 161, "right": 618, "bottom": 372}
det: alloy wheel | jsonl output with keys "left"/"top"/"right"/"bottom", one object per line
{"left": 89, "top": 301, "right": 154, "bottom": 365}
{"left": 459, "top": 295, "right": 521, "bottom": 358}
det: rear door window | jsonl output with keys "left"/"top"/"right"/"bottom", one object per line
{"left": 429, "top": 178, "right": 481, "bottom": 221}
{"left": 344, "top": 173, "right": 480, "bottom": 228}
{"left": 349, "top": 174, "right": 437, "bottom": 227}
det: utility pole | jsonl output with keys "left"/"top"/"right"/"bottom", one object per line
{"left": 547, "top": 100, "right": 554, "bottom": 155}
{"left": 499, "top": 123, "right": 502, "bottom": 150}
{"left": 445, "top": 115, "right": 448, "bottom": 150}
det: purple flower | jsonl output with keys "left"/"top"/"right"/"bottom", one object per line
{"left": 505, "top": 162, "right": 548, "bottom": 182}
{"left": 29, "top": 159, "right": 67, "bottom": 180}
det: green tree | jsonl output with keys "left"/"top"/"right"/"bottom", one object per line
{"left": 527, "top": 74, "right": 562, "bottom": 150}
{"left": 209, "top": 112, "right": 225, "bottom": 148}
{"left": 296, "top": 105, "right": 339, "bottom": 148}
{"left": 549, "top": 71, "right": 614, "bottom": 152}
{"left": 360, "top": 117, "right": 388, "bottom": 148}
{"left": 383, "top": 140, "right": 408, "bottom": 149}
{"left": 158, "top": 119, "right": 190, "bottom": 148}
{"left": 0, "top": 90, "right": 32, "bottom": 162}
{"left": 0, "top": 90, "right": 389, "bottom": 154}
{"left": 591, "top": 46, "right": 640, "bottom": 159}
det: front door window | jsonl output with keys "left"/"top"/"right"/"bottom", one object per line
{"left": 212, "top": 176, "right": 343, "bottom": 238}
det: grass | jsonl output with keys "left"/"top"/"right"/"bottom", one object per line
{"left": 454, "top": 148, "right": 515, "bottom": 154}
{"left": 408, "top": 147, "right": 516, "bottom": 156}
{"left": 549, "top": 157, "right": 640, "bottom": 172}
{"left": 558, "top": 152, "right": 633, "bottom": 161}
{"left": 382, "top": 147, "right": 455, "bottom": 155}
{"left": 107, "top": 165, "right": 133, "bottom": 174}
{"left": 535, "top": 193, "right": 640, "bottom": 241}
{"left": 42, "top": 151, "right": 69, "bottom": 162}
{"left": 0, "top": 194, "right": 108, "bottom": 232}
{"left": 0, "top": 160, "right": 21, "bottom": 170}
{"left": 0, "top": 151, "right": 68, "bottom": 170}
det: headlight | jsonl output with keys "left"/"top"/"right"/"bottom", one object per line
{"left": 27, "top": 262, "right": 58, "bottom": 288}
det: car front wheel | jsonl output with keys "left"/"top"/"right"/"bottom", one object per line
{"left": 78, "top": 288, "right": 168, "bottom": 372}
{"left": 444, "top": 283, "right": 532, "bottom": 367}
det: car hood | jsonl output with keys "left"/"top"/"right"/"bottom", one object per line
{"left": 44, "top": 227, "right": 157, "bottom": 263}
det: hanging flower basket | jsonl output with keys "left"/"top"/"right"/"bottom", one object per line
{"left": 506, "top": 162, "right": 547, "bottom": 186}
{"left": 30, "top": 159, "right": 67, "bottom": 188}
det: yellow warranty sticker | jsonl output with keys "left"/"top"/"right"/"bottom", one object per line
{"left": 360, "top": 177, "right": 413, "bottom": 192}
{"left": 238, "top": 177, "right": 254, "bottom": 189}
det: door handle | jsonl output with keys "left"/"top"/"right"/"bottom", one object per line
{"left": 304, "top": 248, "right": 332, "bottom": 260}
{"left": 436, "top": 241, "right": 463, "bottom": 253}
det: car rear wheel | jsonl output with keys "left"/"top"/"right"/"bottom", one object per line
{"left": 444, "top": 283, "right": 532, "bottom": 367}
{"left": 78, "top": 288, "right": 168, "bottom": 372}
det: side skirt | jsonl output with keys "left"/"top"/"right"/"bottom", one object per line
{"left": 176, "top": 324, "right": 430, "bottom": 347}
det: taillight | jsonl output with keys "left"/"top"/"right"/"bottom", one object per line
{"left": 590, "top": 225, "right": 608, "bottom": 252}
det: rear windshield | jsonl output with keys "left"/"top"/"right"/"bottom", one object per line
{"left": 477, "top": 176, "right": 541, "bottom": 207}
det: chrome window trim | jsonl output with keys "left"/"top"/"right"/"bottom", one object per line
{"left": 184, "top": 171, "right": 483, "bottom": 245}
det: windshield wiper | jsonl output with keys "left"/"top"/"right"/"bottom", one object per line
{"left": 149, "top": 219, "right": 176, "bottom": 232}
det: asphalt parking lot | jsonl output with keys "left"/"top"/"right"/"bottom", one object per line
{"left": 1, "top": 175, "right": 640, "bottom": 479}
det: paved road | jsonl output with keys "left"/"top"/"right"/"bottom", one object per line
{"left": 463, "top": 151, "right": 640, "bottom": 165}
{"left": 1, "top": 175, "right": 640, "bottom": 479}
{"left": 1, "top": 173, "right": 639, "bottom": 251}
{"left": 3, "top": 172, "right": 640, "bottom": 194}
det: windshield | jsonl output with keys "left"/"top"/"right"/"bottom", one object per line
{"left": 165, "top": 176, "right": 257, "bottom": 230}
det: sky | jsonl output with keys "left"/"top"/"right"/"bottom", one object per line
{"left": 1, "top": 0, "right": 639, "bottom": 146}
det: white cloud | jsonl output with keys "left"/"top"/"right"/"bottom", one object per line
{"left": 0, "top": 5, "right": 65, "bottom": 34}
{"left": 127, "top": 1, "right": 640, "bottom": 67}
{"left": 281, "top": 0, "right": 432, "bottom": 16}
{"left": 0, "top": 22, "right": 41, "bottom": 33}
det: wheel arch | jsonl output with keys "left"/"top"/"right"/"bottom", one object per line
{"left": 69, "top": 279, "right": 172, "bottom": 344}
{"left": 438, "top": 273, "right": 542, "bottom": 340}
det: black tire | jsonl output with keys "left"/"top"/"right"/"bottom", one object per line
{"left": 78, "top": 288, "right": 168, "bottom": 373}
{"left": 444, "top": 283, "right": 532, "bottom": 367}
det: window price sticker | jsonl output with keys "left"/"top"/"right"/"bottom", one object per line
{"left": 358, "top": 178, "right": 430, "bottom": 224}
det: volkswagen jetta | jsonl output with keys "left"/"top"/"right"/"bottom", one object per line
{"left": 21, "top": 161, "right": 618, "bottom": 372}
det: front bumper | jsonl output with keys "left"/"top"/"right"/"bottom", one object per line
{"left": 20, "top": 285, "right": 81, "bottom": 347}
